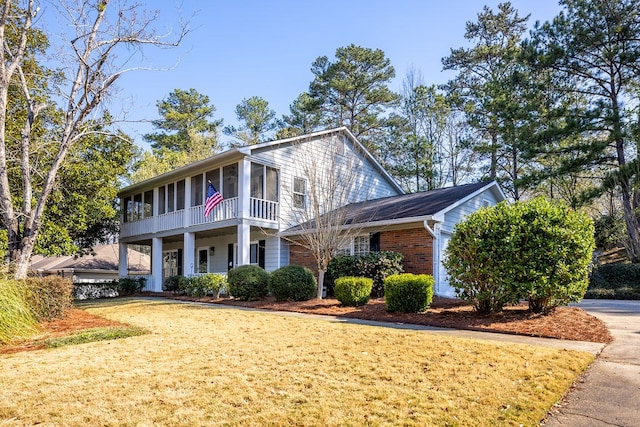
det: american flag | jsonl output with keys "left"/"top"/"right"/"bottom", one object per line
{"left": 204, "top": 182, "right": 223, "bottom": 218}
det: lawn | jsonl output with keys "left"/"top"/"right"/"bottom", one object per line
{"left": 0, "top": 298, "right": 593, "bottom": 426}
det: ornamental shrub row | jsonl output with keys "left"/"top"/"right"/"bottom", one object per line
{"left": 326, "top": 251, "right": 404, "bottom": 297}
{"left": 268, "top": 265, "right": 316, "bottom": 301}
{"left": 384, "top": 274, "right": 434, "bottom": 313}
{"left": 162, "top": 274, "right": 226, "bottom": 297}
{"left": 445, "top": 197, "right": 595, "bottom": 314}
{"left": 334, "top": 276, "right": 373, "bottom": 306}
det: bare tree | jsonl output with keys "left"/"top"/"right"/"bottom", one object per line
{"left": 0, "top": 0, "right": 187, "bottom": 278}
{"left": 280, "top": 134, "right": 375, "bottom": 299}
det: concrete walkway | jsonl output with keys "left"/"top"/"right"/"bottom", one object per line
{"left": 544, "top": 300, "right": 640, "bottom": 426}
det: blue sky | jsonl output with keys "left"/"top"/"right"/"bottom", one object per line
{"left": 108, "top": 1, "right": 563, "bottom": 148}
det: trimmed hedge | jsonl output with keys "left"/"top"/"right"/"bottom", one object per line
{"left": 182, "top": 274, "right": 226, "bottom": 298}
{"left": 384, "top": 273, "right": 434, "bottom": 313}
{"left": 588, "top": 263, "right": 640, "bottom": 300}
{"left": 334, "top": 276, "right": 373, "bottom": 306}
{"left": 326, "top": 251, "right": 404, "bottom": 297}
{"left": 24, "top": 276, "right": 74, "bottom": 321}
{"left": 227, "top": 265, "right": 270, "bottom": 301}
{"left": 268, "top": 265, "right": 316, "bottom": 301}
{"left": 117, "top": 277, "right": 146, "bottom": 295}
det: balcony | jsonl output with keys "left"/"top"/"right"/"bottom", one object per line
{"left": 120, "top": 197, "right": 279, "bottom": 238}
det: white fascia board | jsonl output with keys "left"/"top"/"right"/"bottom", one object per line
{"left": 279, "top": 215, "right": 437, "bottom": 237}
{"left": 433, "top": 181, "right": 506, "bottom": 218}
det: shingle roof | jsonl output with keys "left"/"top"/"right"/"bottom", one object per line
{"left": 30, "top": 244, "right": 150, "bottom": 273}
{"left": 285, "top": 181, "right": 498, "bottom": 233}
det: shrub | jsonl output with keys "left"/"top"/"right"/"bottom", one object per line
{"left": 445, "top": 198, "right": 595, "bottom": 314}
{"left": 182, "top": 274, "right": 226, "bottom": 298}
{"left": 384, "top": 273, "right": 434, "bottom": 313}
{"left": 163, "top": 275, "right": 187, "bottom": 293}
{"left": 0, "top": 279, "right": 38, "bottom": 345}
{"left": 334, "top": 276, "right": 373, "bottom": 306}
{"left": 326, "top": 251, "right": 404, "bottom": 298}
{"left": 227, "top": 265, "right": 270, "bottom": 301}
{"left": 356, "top": 251, "right": 404, "bottom": 298}
{"left": 326, "top": 255, "right": 360, "bottom": 297}
{"left": 24, "top": 276, "right": 74, "bottom": 321}
{"left": 117, "top": 277, "right": 146, "bottom": 295}
{"left": 588, "top": 263, "right": 640, "bottom": 299}
{"left": 268, "top": 265, "right": 317, "bottom": 301}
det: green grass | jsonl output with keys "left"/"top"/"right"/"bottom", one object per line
{"left": 0, "top": 298, "right": 594, "bottom": 426}
{"left": 0, "top": 280, "right": 38, "bottom": 345}
{"left": 44, "top": 326, "right": 148, "bottom": 348}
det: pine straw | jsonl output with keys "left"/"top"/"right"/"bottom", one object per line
{"left": 0, "top": 298, "right": 594, "bottom": 426}
{"left": 167, "top": 295, "right": 613, "bottom": 344}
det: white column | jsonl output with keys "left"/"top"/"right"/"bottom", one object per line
{"left": 184, "top": 177, "right": 192, "bottom": 227}
{"left": 118, "top": 242, "right": 128, "bottom": 278}
{"left": 237, "top": 158, "right": 252, "bottom": 265}
{"left": 152, "top": 237, "right": 163, "bottom": 292}
{"left": 237, "top": 221, "right": 250, "bottom": 266}
{"left": 153, "top": 187, "right": 159, "bottom": 233}
{"left": 184, "top": 232, "right": 196, "bottom": 276}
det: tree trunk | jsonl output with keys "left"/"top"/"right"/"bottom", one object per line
{"left": 317, "top": 269, "right": 325, "bottom": 299}
{"left": 621, "top": 186, "right": 640, "bottom": 263}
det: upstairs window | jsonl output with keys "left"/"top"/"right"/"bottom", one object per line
{"left": 176, "top": 179, "right": 185, "bottom": 210}
{"left": 158, "top": 186, "right": 166, "bottom": 215}
{"left": 293, "top": 177, "right": 307, "bottom": 209}
{"left": 191, "top": 174, "right": 203, "bottom": 207}
{"left": 223, "top": 164, "right": 238, "bottom": 198}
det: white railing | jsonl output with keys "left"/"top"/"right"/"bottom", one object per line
{"left": 190, "top": 197, "right": 238, "bottom": 226}
{"left": 250, "top": 198, "right": 279, "bottom": 221}
{"left": 120, "top": 197, "right": 277, "bottom": 238}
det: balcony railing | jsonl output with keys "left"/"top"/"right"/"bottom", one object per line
{"left": 121, "top": 196, "right": 279, "bottom": 238}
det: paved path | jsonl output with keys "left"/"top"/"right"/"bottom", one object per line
{"left": 544, "top": 300, "right": 640, "bottom": 426}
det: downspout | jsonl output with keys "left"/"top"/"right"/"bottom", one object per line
{"left": 424, "top": 220, "right": 442, "bottom": 295}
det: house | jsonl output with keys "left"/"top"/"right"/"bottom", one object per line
{"left": 30, "top": 243, "right": 150, "bottom": 283}
{"left": 117, "top": 127, "right": 505, "bottom": 297}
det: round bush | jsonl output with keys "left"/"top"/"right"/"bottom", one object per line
{"left": 334, "top": 276, "right": 373, "bottom": 306}
{"left": 268, "top": 265, "right": 317, "bottom": 301}
{"left": 445, "top": 197, "right": 595, "bottom": 314}
{"left": 384, "top": 273, "right": 434, "bottom": 313}
{"left": 227, "top": 265, "right": 270, "bottom": 301}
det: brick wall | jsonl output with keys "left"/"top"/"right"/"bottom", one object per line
{"left": 287, "top": 227, "right": 434, "bottom": 276}
{"left": 289, "top": 242, "right": 318, "bottom": 274}
{"left": 380, "top": 227, "right": 433, "bottom": 275}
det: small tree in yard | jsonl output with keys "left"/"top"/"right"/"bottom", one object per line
{"left": 445, "top": 197, "right": 595, "bottom": 314}
{"left": 281, "top": 133, "right": 375, "bottom": 299}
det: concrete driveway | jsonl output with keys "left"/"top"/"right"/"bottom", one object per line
{"left": 544, "top": 300, "right": 640, "bottom": 426}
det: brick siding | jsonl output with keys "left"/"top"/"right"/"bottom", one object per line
{"left": 287, "top": 227, "right": 434, "bottom": 276}
{"left": 379, "top": 227, "right": 433, "bottom": 275}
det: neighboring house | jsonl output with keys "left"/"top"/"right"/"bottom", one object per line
{"left": 30, "top": 244, "right": 150, "bottom": 283}
{"left": 117, "top": 127, "right": 505, "bottom": 297}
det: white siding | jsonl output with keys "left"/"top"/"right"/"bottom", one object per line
{"left": 441, "top": 189, "right": 501, "bottom": 234}
{"left": 252, "top": 133, "right": 400, "bottom": 230}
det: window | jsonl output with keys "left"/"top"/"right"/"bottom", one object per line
{"left": 250, "top": 242, "right": 259, "bottom": 265}
{"left": 353, "top": 235, "right": 370, "bottom": 256}
{"left": 191, "top": 174, "right": 203, "bottom": 207}
{"left": 293, "top": 177, "right": 307, "bottom": 209}
{"left": 167, "top": 183, "right": 175, "bottom": 212}
{"left": 158, "top": 186, "right": 166, "bottom": 215}
{"left": 163, "top": 249, "right": 182, "bottom": 279}
{"left": 223, "top": 164, "right": 238, "bottom": 198}
{"left": 123, "top": 196, "right": 132, "bottom": 222}
{"left": 266, "top": 167, "right": 279, "bottom": 202}
{"left": 206, "top": 168, "right": 220, "bottom": 194}
{"left": 176, "top": 179, "right": 185, "bottom": 210}
{"left": 133, "top": 193, "right": 143, "bottom": 220}
{"left": 198, "top": 249, "right": 208, "bottom": 274}
{"left": 144, "top": 190, "right": 153, "bottom": 217}
{"left": 251, "top": 162, "right": 264, "bottom": 199}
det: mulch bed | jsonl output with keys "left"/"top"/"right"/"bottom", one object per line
{"left": 163, "top": 294, "right": 613, "bottom": 344}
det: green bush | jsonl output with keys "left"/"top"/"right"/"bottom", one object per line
{"left": 334, "top": 276, "right": 373, "bottom": 306}
{"left": 384, "top": 273, "right": 434, "bottom": 313}
{"left": 181, "top": 274, "right": 226, "bottom": 298}
{"left": 163, "top": 275, "right": 187, "bottom": 293}
{"left": 588, "top": 263, "right": 640, "bottom": 299}
{"left": 326, "top": 251, "right": 404, "bottom": 298}
{"left": 356, "top": 251, "right": 404, "bottom": 298}
{"left": 227, "top": 265, "right": 270, "bottom": 301}
{"left": 24, "top": 276, "right": 74, "bottom": 321}
{"left": 445, "top": 198, "right": 595, "bottom": 314}
{"left": 326, "top": 255, "right": 360, "bottom": 297}
{"left": 117, "top": 277, "right": 146, "bottom": 295}
{"left": 0, "top": 279, "right": 38, "bottom": 345}
{"left": 268, "top": 265, "right": 317, "bottom": 301}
